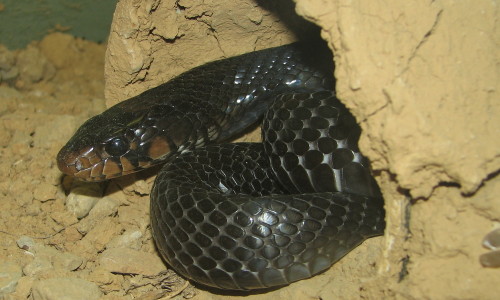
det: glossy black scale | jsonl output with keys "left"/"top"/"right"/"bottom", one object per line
{"left": 148, "top": 43, "right": 385, "bottom": 291}
{"left": 28, "top": 39, "right": 371, "bottom": 290}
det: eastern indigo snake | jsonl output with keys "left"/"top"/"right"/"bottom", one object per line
{"left": 57, "top": 41, "right": 385, "bottom": 290}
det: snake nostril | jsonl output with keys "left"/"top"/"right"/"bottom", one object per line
{"left": 75, "top": 159, "right": 83, "bottom": 171}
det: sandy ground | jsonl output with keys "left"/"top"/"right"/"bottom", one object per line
{"left": 0, "top": 0, "right": 499, "bottom": 299}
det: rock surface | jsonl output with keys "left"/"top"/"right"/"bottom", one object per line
{"left": 31, "top": 277, "right": 102, "bottom": 300}
{"left": 103, "top": 0, "right": 500, "bottom": 299}
{"left": 0, "top": 0, "right": 498, "bottom": 299}
{"left": 98, "top": 247, "right": 167, "bottom": 276}
{"left": 0, "top": 261, "right": 22, "bottom": 295}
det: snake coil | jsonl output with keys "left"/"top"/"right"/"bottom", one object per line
{"left": 57, "top": 41, "right": 385, "bottom": 290}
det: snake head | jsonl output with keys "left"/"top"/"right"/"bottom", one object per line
{"left": 57, "top": 105, "right": 172, "bottom": 182}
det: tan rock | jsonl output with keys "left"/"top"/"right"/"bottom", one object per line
{"left": 104, "top": 0, "right": 500, "bottom": 299}
{"left": 31, "top": 277, "right": 102, "bottom": 300}
{"left": 98, "top": 248, "right": 167, "bottom": 276}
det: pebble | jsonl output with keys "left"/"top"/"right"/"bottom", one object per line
{"left": 0, "top": 87, "right": 21, "bottom": 114}
{"left": 0, "top": 45, "right": 18, "bottom": 81}
{"left": 75, "top": 195, "right": 120, "bottom": 235}
{"left": 11, "top": 276, "right": 33, "bottom": 299}
{"left": 106, "top": 230, "right": 143, "bottom": 250}
{"left": 23, "top": 257, "right": 53, "bottom": 277}
{"left": 16, "top": 238, "right": 85, "bottom": 273}
{"left": 88, "top": 196, "right": 120, "bottom": 219}
{"left": 79, "top": 218, "right": 122, "bottom": 252}
{"left": 480, "top": 249, "right": 500, "bottom": 268}
{"left": 52, "top": 252, "right": 85, "bottom": 271}
{"left": 0, "top": 261, "right": 22, "bottom": 295}
{"left": 31, "top": 277, "right": 102, "bottom": 300}
{"left": 483, "top": 228, "right": 500, "bottom": 250}
{"left": 480, "top": 228, "right": 500, "bottom": 268}
{"left": 66, "top": 186, "right": 102, "bottom": 219}
{"left": 0, "top": 66, "right": 18, "bottom": 81}
{"left": 16, "top": 236, "right": 35, "bottom": 251}
{"left": 16, "top": 45, "right": 55, "bottom": 84}
{"left": 25, "top": 201, "right": 42, "bottom": 216}
{"left": 98, "top": 248, "right": 166, "bottom": 276}
{"left": 50, "top": 211, "right": 78, "bottom": 227}
{"left": 62, "top": 226, "right": 83, "bottom": 242}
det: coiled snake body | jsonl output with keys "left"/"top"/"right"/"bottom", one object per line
{"left": 57, "top": 42, "right": 385, "bottom": 290}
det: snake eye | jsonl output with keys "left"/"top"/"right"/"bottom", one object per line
{"left": 105, "top": 138, "right": 129, "bottom": 156}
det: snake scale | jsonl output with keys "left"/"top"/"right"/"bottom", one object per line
{"left": 57, "top": 41, "right": 385, "bottom": 290}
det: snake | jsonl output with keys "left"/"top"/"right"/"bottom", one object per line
{"left": 57, "top": 41, "right": 385, "bottom": 291}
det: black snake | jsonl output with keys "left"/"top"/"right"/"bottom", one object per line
{"left": 57, "top": 41, "right": 385, "bottom": 290}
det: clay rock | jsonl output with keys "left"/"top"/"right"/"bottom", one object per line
{"left": 0, "top": 45, "right": 18, "bottom": 82}
{"left": 31, "top": 277, "right": 102, "bottom": 300}
{"left": 16, "top": 45, "right": 55, "bottom": 85}
{"left": 98, "top": 248, "right": 166, "bottom": 276}
{"left": 0, "top": 261, "right": 22, "bottom": 295}
{"left": 65, "top": 185, "right": 102, "bottom": 219}
{"left": 106, "top": 230, "right": 144, "bottom": 250}
{"left": 22, "top": 258, "right": 53, "bottom": 277}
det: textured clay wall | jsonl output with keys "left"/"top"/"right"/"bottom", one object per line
{"left": 104, "top": 0, "right": 499, "bottom": 299}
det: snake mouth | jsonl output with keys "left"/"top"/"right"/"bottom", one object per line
{"left": 57, "top": 145, "right": 160, "bottom": 182}
{"left": 57, "top": 146, "right": 133, "bottom": 181}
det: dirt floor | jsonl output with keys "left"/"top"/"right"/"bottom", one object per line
{"left": 0, "top": 0, "right": 499, "bottom": 300}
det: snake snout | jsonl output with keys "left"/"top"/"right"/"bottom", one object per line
{"left": 56, "top": 147, "right": 79, "bottom": 176}
{"left": 57, "top": 145, "right": 108, "bottom": 181}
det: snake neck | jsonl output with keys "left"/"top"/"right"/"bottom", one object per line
{"left": 57, "top": 41, "right": 335, "bottom": 181}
